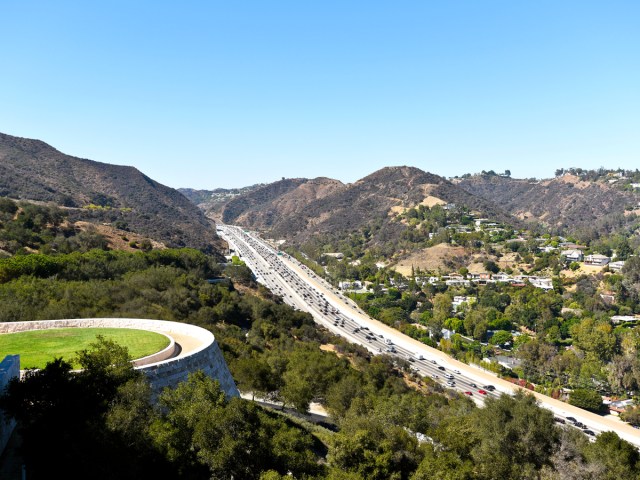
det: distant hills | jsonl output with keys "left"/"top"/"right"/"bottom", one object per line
{"left": 190, "top": 167, "right": 640, "bottom": 252}
{"left": 0, "top": 132, "right": 222, "bottom": 253}
{"left": 457, "top": 173, "right": 640, "bottom": 238}
{"left": 194, "top": 166, "right": 517, "bottom": 245}
{"left": 179, "top": 184, "right": 265, "bottom": 222}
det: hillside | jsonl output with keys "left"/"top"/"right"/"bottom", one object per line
{"left": 457, "top": 174, "right": 640, "bottom": 236}
{"left": 221, "top": 177, "right": 345, "bottom": 228}
{"left": 179, "top": 184, "right": 265, "bottom": 222}
{"left": 0, "top": 132, "right": 222, "bottom": 253}
{"left": 206, "top": 166, "right": 516, "bottom": 251}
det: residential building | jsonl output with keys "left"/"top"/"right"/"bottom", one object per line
{"left": 611, "top": 315, "right": 638, "bottom": 324}
{"left": 609, "top": 260, "right": 626, "bottom": 272}
{"left": 561, "top": 249, "right": 584, "bottom": 262}
{"left": 584, "top": 254, "right": 610, "bottom": 266}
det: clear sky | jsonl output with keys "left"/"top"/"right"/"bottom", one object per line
{"left": 1, "top": 1, "right": 638, "bottom": 189}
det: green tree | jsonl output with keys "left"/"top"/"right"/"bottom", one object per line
{"left": 430, "top": 293, "right": 452, "bottom": 339}
{"left": 568, "top": 388, "right": 603, "bottom": 412}
{"left": 489, "top": 330, "right": 513, "bottom": 346}
{"left": 584, "top": 431, "right": 640, "bottom": 480}
{"left": 469, "top": 391, "right": 559, "bottom": 479}
{"left": 570, "top": 318, "right": 616, "bottom": 362}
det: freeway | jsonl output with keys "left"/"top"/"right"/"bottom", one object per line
{"left": 218, "top": 225, "right": 640, "bottom": 447}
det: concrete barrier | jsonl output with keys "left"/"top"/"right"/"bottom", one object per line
{"left": 0, "top": 319, "right": 239, "bottom": 398}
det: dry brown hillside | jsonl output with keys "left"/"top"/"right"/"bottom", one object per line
{"left": 0, "top": 132, "right": 223, "bottom": 254}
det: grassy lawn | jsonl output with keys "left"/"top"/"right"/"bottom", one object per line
{"left": 0, "top": 328, "right": 170, "bottom": 369}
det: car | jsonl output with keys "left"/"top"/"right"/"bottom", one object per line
{"left": 554, "top": 417, "right": 566, "bottom": 424}
{"left": 463, "top": 391, "right": 473, "bottom": 396}
{"left": 431, "top": 360, "right": 437, "bottom": 364}
{"left": 453, "top": 369, "right": 461, "bottom": 374}
{"left": 483, "top": 385, "right": 496, "bottom": 392}
{"left": 438, "top": 366, "right": 445, "bottom": 371}
{"left": 431, "top": 374, "right": 439, "bottom": 379}
{"left": 477, "top": 389, "right": 487, "bottom": 395}
{"left": 565, "top": 416, "right": 577, "bottom": 424}
{"left": 583, "top": 429, "right": 595, "bottom": 436}
{"left": 446, "top": 381, "right": 456, "bottom": 387}
{"left": 470, "top": 383, "right": 477, "bottom": 388}
{"left": 416, "top": 353, "right": 425, "bottom": 360}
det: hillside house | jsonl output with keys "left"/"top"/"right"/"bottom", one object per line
{"left": 339, "top": 280, "right": 362, "bottom": 291}
{"left": 611, "top": 315, "right": 638, "bottom": 324}
{"left": 492, "top": 272, "right": 512, "bottom": 282}
{"left": 452, "top": 296, "right": 476, "bottom": 312}
{"left": 584, "top": 254, "right": 610, "bottom": 266}
{"left": 608, "top": 399, "right": 635, "bottom": 414}
{"left": 609, "top": 260, "right": 626, "bottom": 272}
{"left": 445, "top": 278, "right": 470, "bottom": 287}
{"left": 529, "top": 277, "right": 553, "bottom": 290}
{"left": 561, "top": 249, "right": 583, "bottom": 262}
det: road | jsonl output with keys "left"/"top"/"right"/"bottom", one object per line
{"left": 218, "top": 224, "right": 640, "bottom": 447}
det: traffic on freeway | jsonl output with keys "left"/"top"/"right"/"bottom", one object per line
{"left": 217, "top": 224, "right": 640, "bottom": 446}
{"left": 220, "top": 225, "right": 505, "bottom": 402}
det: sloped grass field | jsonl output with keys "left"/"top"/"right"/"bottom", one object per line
{"left": 0, "top": 328, "right": 170, "bottom": 369}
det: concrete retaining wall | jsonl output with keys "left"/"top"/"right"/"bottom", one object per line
{"left": 0, "top": 318, "right": 239, "bottom": 398}
{"left": 0, "top": 355, "right": 19, "bottom": 457}
{"left": 132, "top": 333, "right": 176, "bottom": 367}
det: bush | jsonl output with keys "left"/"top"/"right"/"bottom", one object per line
{"left": 568, "top": 388, "right": 603, "bottom": 412}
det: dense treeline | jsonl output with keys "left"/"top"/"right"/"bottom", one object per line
{"left": 1, "top": 244, "right": 639, "bottom": 478}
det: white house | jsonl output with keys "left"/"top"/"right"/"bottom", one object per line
{"left": 611, "top": 315, "right": 638, "bottom": 324}
{"left": 492, "top": 272, "right": 512, "bottom": 282}
{"left": 561, "top": 249, "right": 584, "bottom": 262}
{"left": 609, "top": 260, "right": 626, "bottom": 272}
{"left": 529, "top": 277, "right": 554, "bottom": 290}
{"left": 452, "top": 296, "right": 476, "bottom": 312}
{"left": 584, "top": 254, "right": 610, "bottom": 266}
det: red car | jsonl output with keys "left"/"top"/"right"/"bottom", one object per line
{"left": 477, "top": 389, "right": 487, "bottom": 395}
{"left": 463, "top": 391, "right": 473, "bottom": 396}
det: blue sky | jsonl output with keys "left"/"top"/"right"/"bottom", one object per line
{"left": 1, "top": 1, "right": 638, "bottom": 189}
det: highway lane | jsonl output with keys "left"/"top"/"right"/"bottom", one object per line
{"left": 218, "top": 225, "right": 640, "bottom": 446}
{"left": 219, "top": 225, "right": 500, "bottom": 402}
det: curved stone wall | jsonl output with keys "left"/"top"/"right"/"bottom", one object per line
{"left": 0, "top": 318, "right": 239, "bottom": 398}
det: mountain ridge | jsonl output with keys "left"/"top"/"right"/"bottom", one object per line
{"left": 0, "top": 132, "right": 223, "bottom": 253}
{"left": 194, "top": 166, "right": 518, "bottom": 253}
